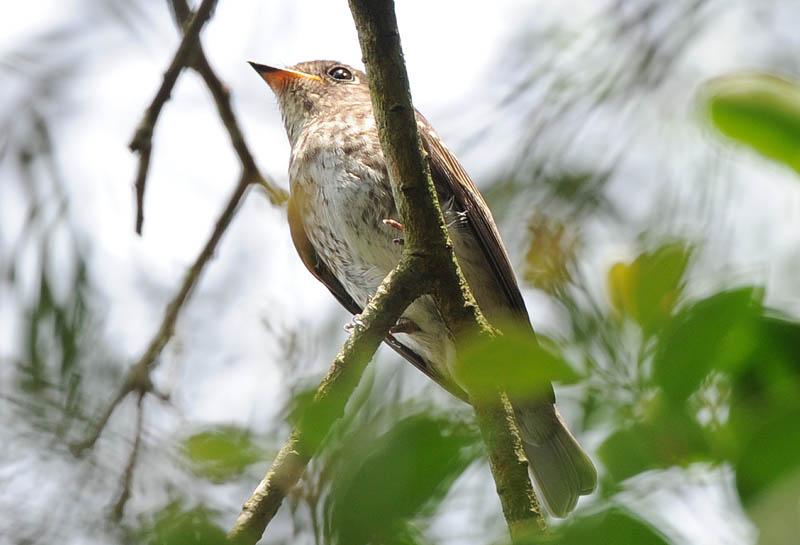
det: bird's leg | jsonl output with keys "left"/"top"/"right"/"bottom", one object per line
{"left": 382, "top": 219, "right": 404, "bottom": 245}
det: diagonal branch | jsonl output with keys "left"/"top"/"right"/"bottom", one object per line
{"left": 230, "top": 2, "right": 545, "bottom": 543}
{"left": 129, "top": 0, "right": 219, "bottom": 234}
{"left": 72, "top": 171, "right": 254, "bottom": 455}
{"left": 78, "top": 0, "right": 290, "bottom": 456}
{"left": 228, "top": 261, "right": 426, "bottom": 544}
{"left": 347, "top": 0, "right": 544, "bottom": 540}
{"left": 168, "top": 0, "right": 287, "bottom": 205}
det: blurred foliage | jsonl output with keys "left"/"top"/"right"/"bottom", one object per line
{"left": 458, "top": 325, "right": 578, "bottom": 403}
{"left": 182, "top": 425, "right": 266, "bottom": 483}
{"left": 524, "top": 508, "right": 670, "bottom": 545}
{"left": 275, "top": 369, "right": 482, "bottom": 545}
{"left": 128, "top": 502, "right": 227, "bottom": 545}
{"left": 325, "top": 412, "right": 481, "bottom": 545}
{"left": 703, "top": 72, "right": 800, "bottom": 174}
{"left": 523, "top": 214, "right": 580, "bottom": 294}
{"left": 607, "top": 243, "right": 691, "bottom": 335}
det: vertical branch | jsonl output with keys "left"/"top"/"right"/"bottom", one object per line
{"left": 347, "top": 0, "right": 545, "bottom": 540}
{"left": 228, "top": 264, "right": 425, "bottom": 544}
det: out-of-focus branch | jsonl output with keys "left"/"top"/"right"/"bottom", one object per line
{"left": 228, "top": 263, "right": 425, "bottom": 544}
{"left": 348, "top": 0, "right": 544, "bottom": 540}
{"left": 72, "top": 171, "right": 253, "bottom": 455}
{"left": 168, "top": 0, "right": 288, "bottom": 205}
{"left": 110, "top": 390, "right": 146, "bottom": 520}
{"left": 78, "top": 0, "right": 290, "bottom": 455}
{"left": 129, "top": 0, "right": 219, "bottom": 234}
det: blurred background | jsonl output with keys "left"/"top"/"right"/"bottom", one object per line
{"left": 2, "top": 1, "right": 799, "bottom": 544}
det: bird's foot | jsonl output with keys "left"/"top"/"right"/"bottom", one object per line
{"left": 344, "top": 314, "right": 365, "bottom": 333}
{"left": 383, "top": 219, "right": 405, "bottom": 245}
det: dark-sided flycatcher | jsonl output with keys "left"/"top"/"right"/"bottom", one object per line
{"left": 250, "top": 60, "right": 596, "bottom": 517}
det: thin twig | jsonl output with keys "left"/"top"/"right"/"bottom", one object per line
{"left": 168, "top": 0, "right": 287, "bottom": 205}
{"left": 110, "top": 390, "right": 146, "bottom": 520}
{"left": 129, "top": 0, "right": 219, "bottom": 234}
{"left": 72, "top": 171, "right": 254, "bottom": 455}
{"left": 76, "top": 0, "right": 287, "bottom": 457}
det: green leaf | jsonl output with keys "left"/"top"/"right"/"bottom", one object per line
{"left": 703, "top": 72, "right": 800, "bottom": 174}
{"left": 735, "top": 409, "right": 800, "bottom": 503}
{"left": 327, "top": 413, "right": 480, "bottom": 545}
{"left": 728, "top": 316, "right": 800, "bottom": 444}
{"left": 457, "top": 327, "right": 578, "bottom": 403}
{"left": 182, "top": 425, "right": 263, "bottom": 482}
{"left": 653, "top": 287, "right": 761, "bottom": 401}
{"left": 607, "top": 243, "right": 691, "bottom": 334}
{"left": 598, "top": 403, "right": 708, "bottom": 482}
{"left": 133, "top": 503, "right": 227, "bottom": 545}
{"left": 522, "top": 509, "right": 671, "bottom": 545}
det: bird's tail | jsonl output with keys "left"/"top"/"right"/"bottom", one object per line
{"left": 513, "top": 403, "right": 597, "bottom": 518}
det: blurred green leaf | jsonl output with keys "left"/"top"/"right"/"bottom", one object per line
{"left": 327, "top": 413, "right": 480, "bottom": 545}
{"left": 523, "top": 215, "right": 578, "bottom": 293}
{"left": 704, "top": 72, "right": 800, "bottom": 174}
{"left": 735, "top": 409, "right": 800, "bottom": 503}
{"left": 607, "top": 243, "right": 691, "bottom": 334}
{"left": 523, "top": 508, "right": 670, "bottom": 545}
{"left": 729, "top": 316, "right": 800, "bottom": 427}
{"left": 653, "top": 287, "right": 761, "bottom": 401}
{"left": 599, "top": 402, "right": 708, "bottom": 482}
{"left": 182, "top": 426, "right": 263, "bottom": 483}
{"left": 133, "top": 503, "right": 227, "bottom": 545}
{"left": 457, "top": 327, "right": 578, "bottom": 403}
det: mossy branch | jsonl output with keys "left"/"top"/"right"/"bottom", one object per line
{"left": 229, "top": 1, "right": 545, "bottom": 543}
{"left": 348, "top": 0, "right": 545, "bottom": 540}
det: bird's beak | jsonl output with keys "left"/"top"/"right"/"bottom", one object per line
{"left": 248, "top": 62, "right": 322, "bottom": 92}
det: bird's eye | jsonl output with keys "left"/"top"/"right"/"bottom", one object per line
{"left": 328, "top": 66, "right": 354, "bottom": 81}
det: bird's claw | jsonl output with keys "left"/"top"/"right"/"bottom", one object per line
{"left": 383, "top": 219, "right": 405, "bottom": 245}
{"left": 382, "top": 219, "right": 404, "bottom": 231}
{"left": 344, "top": 314, "right": 365, "bottom": 332}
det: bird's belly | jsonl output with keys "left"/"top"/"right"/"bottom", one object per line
{"left": 297, "top": 156, "right": 401, "bottom": 308}
{"left": 293, "top": 154, "right": 459, "bottom": 377}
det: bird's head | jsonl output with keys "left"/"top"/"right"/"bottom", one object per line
{"left": 249, "top": 60, "right": 371, "bottom": 144}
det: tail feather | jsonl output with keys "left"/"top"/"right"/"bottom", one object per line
{"left": 514, "top": 404, "right": 597, "bottom": 518}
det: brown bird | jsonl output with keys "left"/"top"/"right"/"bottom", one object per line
{"left": 250, "top": 59, "right": 596, "bottom": 517}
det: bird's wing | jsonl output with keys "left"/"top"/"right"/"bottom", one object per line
{"left": 287, "top": 188, "right": 469, "bottom": 401}
{"left": 288, "top": 191, "right": 362, "bottom": 315}
{"left": 416, "top": 116, "right": 557, "bottom": 406}
{"left": 416, "top": 115, "right": 530, "bottom": 322}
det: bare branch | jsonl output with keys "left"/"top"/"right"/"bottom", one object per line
{"left": 77, "top": 0, "right": 288, "bottom": 464}
{"left": 72, "top": 172, "right": 254, "bottom": 454}
{"left": 169, "top": 0, "right": 288, "bottom": 205}
{"left": 110, "top": 390, "right": 146, "bottom": 520}
{"left": 129, "top": 0, "right": 219, "bottom": 234}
